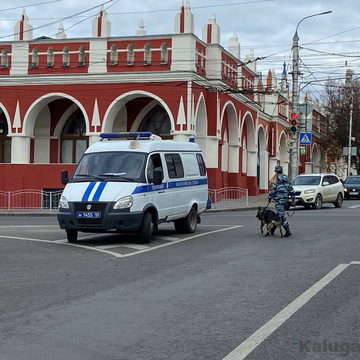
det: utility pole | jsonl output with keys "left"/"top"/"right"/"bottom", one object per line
{"left": 346, "top": 69, "right": 354, "bottom": 177}
{"left": 289, "top": 11, "right": 332, "bottom": 181}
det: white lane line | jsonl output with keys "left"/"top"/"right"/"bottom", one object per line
{"left": 0, "top": 235, "right": 123, "bottom": 258}
{"left": 97, "top": 243, "right": 149, "bottom": 250}
{"left": 350, "top": 261, "right": 360, "bottom": 265}
{"left": 153, "top": 235, "right": 181, "bottom": 242}
{"left": 223, "top": 263, "right": 349, "bottom": 360}
{"left": 0, "top": 225, "right": 59, "bottom": 228}
{"left": 121, "top": 225, "right": 243, "bottom": 258}
{"left": 347, "top": 205, "right": 360, "bottom": 209}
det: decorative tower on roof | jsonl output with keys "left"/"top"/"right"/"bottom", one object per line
{"left": 228, "top": 33, "right": 240, "bottom": 59}
{"left": 244, "top": 49, "right": 256, "bottom": 72}
{"left": 14, "top": 10, "right": 33, "bottom": 41}
{"left": 136, "top": 19, "right": 147, "bottom": 36}
{"left": 56, "top": 23, "right": 67, "bottom": 39}
{"left": 266, "top": 69, "right": 272, "bottom": 89}
{"left": 174, "top": 0, "right": 194, "bottom": 33}
{"left": 92, "top": 6, "right": 111, "bottom": 37}
{"left": 202, "top": 14, "right": 220, "bottom": 44}
{"left": 280, "top": 62, "right": 289, "bottom": 92}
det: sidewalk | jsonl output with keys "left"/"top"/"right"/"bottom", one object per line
{"left": 0, "top": 193, "right": 270, "bottom": 216}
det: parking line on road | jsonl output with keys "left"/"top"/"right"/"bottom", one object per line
{"left": 120, "top": 225, "right": 243, "bottom": 258}
{"left": 153, "top": 235, "right": 181, "bottom": 242}
{"left": 350, "top": 261, "right": 360, "bottom": 265}
{"left": 348, "top": 205, "right": 360, "bottom": 209}
{"left": 0, "top": 235, "right": 56, "bottom": 244}
{"left": 223, "top": 263, "right": 350, "bottom": 360}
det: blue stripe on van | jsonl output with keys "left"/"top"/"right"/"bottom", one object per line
{"left": 132, "top": 178, "right": 207, "bottom": 194}
{"left": 82, "top": 182, "right": 97, "bottom": 201}
{"left": 92, "top": 181, "right": 107, "bottom": 201}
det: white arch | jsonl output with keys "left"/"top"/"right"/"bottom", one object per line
{"left": 130, "top": 100, "right": 157, "bottom": 131}
{"left": 240, "top": 111, "right": 256, "bottom": 151}
{"left": 194, "top": 92, "right": 207, "bottom": 137}
{"left": 23, "top": 93, "right": 89, "bottom": 136}
{"left": 102, "top": 90, "right": 175, "bottom": 133}
{"left": 0, "top": 102, "right": 12, "bottom": 135}
{"left": 220, "top": 100, "right": 239, "bottom": 144}
{"left": 53, "top": 103, "right": 78, "bottom": 137}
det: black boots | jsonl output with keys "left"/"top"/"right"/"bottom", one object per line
{"left": 283, "top": 224, "right": 292, "bottom": 237}
{"left": 270, "top": 226, "right": 276, "bottom": 235}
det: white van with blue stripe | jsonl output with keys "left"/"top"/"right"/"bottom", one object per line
{"left": 57, "top": 132, "right": 208, "bottom": 243}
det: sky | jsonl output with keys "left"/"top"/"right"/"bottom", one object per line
{"left": 1, "top": 0, "right": 360, "bottom": 102}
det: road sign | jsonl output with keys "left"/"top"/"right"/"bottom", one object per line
{"left": 299, "top": 147, "right": 307, "bottom": 155}
{"left": 299, "top": 132, "right": 312, "bottom": 146}
{"left": 342, "top": 147, "right": 357, "bottom": 156}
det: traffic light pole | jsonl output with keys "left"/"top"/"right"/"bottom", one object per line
{"left": 289, "top": 11, "right": 332, "bottom": 181}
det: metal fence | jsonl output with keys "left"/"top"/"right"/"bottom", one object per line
{"left": 0, "top": 187, "right": 248, "bottom": 212}
{"left": 208, "top": 187, "right": 248, "bottom": 209}
{"left": 0, "top": 190, "right": 63, "bottom": 212}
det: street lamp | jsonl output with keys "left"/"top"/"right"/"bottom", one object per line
{"left": 289, "top": 10, "right": 332, "bottom": 180}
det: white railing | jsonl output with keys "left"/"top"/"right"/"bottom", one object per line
{"left": 208, "top": 187, "right": 248, "bottom": 209}
{"left": 0, "top": 189, "right": 63, "bottom": 212}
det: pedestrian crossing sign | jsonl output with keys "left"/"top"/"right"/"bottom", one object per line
{"left": 299, "top": 132, "right": 312, "bottom": 146}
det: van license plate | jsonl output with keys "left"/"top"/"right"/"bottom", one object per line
{"left": 76, "top": 211, "right": 101, "bottom": 219}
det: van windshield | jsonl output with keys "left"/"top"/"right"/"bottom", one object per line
{"left": 73, "top": 152, "right": 146, "bottom": 182}
{"left": 292, "top": 176, "right": 321, "bottom": 186}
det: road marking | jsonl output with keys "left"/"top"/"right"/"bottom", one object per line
{"left": 350, "top": 261, "right": 360, "bottom": 265}
{"left": 0, "top": 225, "right": 59, "bottom": 228}
{"left": 97, "top": 243, "right": 149, "bottom": 250}
{"left": 347, "top": 205, "right": 360, "bottom": 209}
{"left": 121, "top": 225, "right": 243, "bottom": 258}
{"left": 0, "top": 235, "right": 56, "bottom": 244}
{"left": 153, "top": 235, "right": 181, "bottom": 242}
{"left": 223, "top": 263, "right": 349, "bottom": 360}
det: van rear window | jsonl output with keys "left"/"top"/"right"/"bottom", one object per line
{"left": 196, "top": 154, "right": 206, "bottom": 176}
{"left": 165, "top": 154, "right": 184, "bottom": 178}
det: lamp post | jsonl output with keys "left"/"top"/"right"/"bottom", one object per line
{"left": 289, "top": 11, "right": 332, "bottom": 180}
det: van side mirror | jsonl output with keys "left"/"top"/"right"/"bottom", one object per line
{"left": 153, "top": 168, "right": 163, "bottom": 185}
{"left": 322, "top": 181, "right": 329, "bottom": 186}
{"left": 61, "top": 170, "right": 69, "bottom": 185}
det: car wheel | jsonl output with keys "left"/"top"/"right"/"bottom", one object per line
{"left": 138, "top": 211, "right": 153, "bottom": 244}
{"left": 66, "top": 229, "right": 78, "bottom": 243}
{"left": 174, "top": 206, "right": 198, "bottom": 234}
{"left": 312, "top": 194, "right": 323, "bottom": 210}
{"left": 334, "top": 193, "right": 343, "bottom": 208}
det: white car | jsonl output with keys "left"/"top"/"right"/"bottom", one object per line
{"left": 292, "top": 173, "right": 344, "bottom": 209}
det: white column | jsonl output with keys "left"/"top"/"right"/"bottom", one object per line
{"left": 228, "top": 144, "right": 240, "bottom": 173}
{"left": 247, "top": 150, "right": 257, "bottom": 177}
{"left": 10, "top": 136, "right": 31, "bottom": 163}
{"left": 269, "top": 158, "right": 279, "bottom": 180}
{"left": 88, "top": 135, "right": 101, "bottom": 147}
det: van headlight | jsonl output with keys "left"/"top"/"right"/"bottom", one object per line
{"left": 59, "top": 195, "right": 69, "bottom": 209}
{"left": 304, "top": 189, "right": 316, "bottom": 194}
{"left": 114, "top": 196, "right": 133, "bottom": 209}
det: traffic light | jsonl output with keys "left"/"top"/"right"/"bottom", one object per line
{"left": 290, "top": 112, "right": 298, "bottom": 134}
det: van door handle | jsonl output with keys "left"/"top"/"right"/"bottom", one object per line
{"left": 158, "top": 191, "right": 166, "bottom": 194}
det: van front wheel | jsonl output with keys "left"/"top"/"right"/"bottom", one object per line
{"left": 138, "top": 211, "right": 153, "bottom": 244}
{"left": 174, "top": 207, "right": 198, "bottom": 234}
{"left": 66, "top": 229, "right": 78, "bottom": 243}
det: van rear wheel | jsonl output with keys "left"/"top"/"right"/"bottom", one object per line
{"left": 174, "top": 206, "right": 197, "bottom": 234}
{"left": 66, "top": 229, "right": 78, "bottom": 243}
{"left": 138, "top": 211, "right": 153, "bottom": 244}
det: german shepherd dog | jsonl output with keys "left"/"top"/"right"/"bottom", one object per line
{"left": 256, "top": 207, "right": 283, "bottom": 238}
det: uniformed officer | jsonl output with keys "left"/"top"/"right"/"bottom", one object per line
{"left": 268, "top": 165, "right": 295, "bottom": 237}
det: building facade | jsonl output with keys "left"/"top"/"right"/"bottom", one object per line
{"left": 0, "top": 2, "right": 326, "bottom": 195}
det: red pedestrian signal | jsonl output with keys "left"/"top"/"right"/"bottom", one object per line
{"left": 290, "top": 112, "right": 298, "bottom": 120}
{"left": 290, "top": 112, "right": 298, "bottom": 133}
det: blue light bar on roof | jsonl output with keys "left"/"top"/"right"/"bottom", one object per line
{"left": 100, "top": 132, "right": 153, "bottom": 139}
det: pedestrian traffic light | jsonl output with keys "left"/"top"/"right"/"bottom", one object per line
{"left": 290, "top": 112, "right": 298, "bottom": 134}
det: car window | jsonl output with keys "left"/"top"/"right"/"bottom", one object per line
{"left": 345, "top": 177, "right": 360, "bottom": 184}
{"left": 196, "top": 153, "right": 207, "bottom": 176}
{"left": 147, "top": 153, "right": 163, "bottom": 183}
{"left": 165, "top": 153, "right": 184, "bottom": 179}
{"left": 330, "top": 176, "right": 339, "bottom": 184}
{"left": 292, "top": 176, "right": 321, "bottom": 185}
{"left": 322, "top": 176, "right": 332, "bottom": 185}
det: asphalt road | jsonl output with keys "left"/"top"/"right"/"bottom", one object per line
{"left": 0, "top": 200, "right": 360, "bottom": 360}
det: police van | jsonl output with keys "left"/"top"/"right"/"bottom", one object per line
{"left": 57, "top": 132, "right": 208, "bottom": 243}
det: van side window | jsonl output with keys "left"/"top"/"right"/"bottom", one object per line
{"left": 196, "top": 154, "right": 206, "bottom": 176}
{"left": 165, "top": 154, "right": 184, "bottom": 178}
{"left": 147, "top": 153, "right": 163, "bottom": 183}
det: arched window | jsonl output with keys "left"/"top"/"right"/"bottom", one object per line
{"left": 138, "top": 105, "right": 171, "bottom": 137}
{"left": 0, "top": 112, "right": 10, "bottom": 163}
{"left": 62, "top": 46, "right": 70, "bottom": 67}
{"left": 160, "top": 43, "right": 168, "bottom": 64}
{"left": 60, "top": 108, "right": 88, "bottom": 163}
{"left": 46, "top": 47, "right": 54, "bottom": 67}
{"left": 31, "top": 48, "right": 39, "bottom": 68}
{"left": 110, "top": 44, "right": 118, "bottom": 65}
{"left": 78, "top": 46, "right": 86, "bottom": 66}
{"left": 127, "top": 44, "right": 134, "bottom": 65}
{"left": 144, "top": 43, "right": 151, "bottom": 65}
{"left": 1, "top": 49, "right": 8, "bottom": 68}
